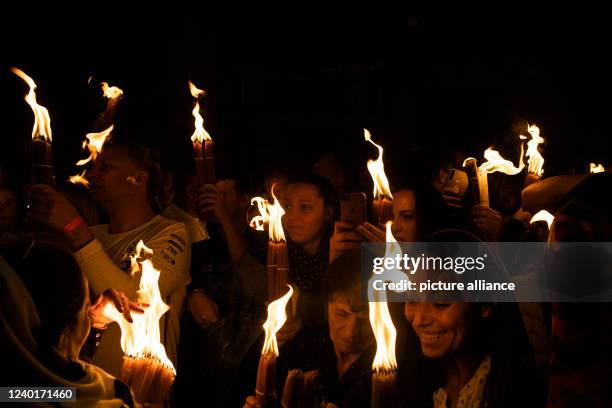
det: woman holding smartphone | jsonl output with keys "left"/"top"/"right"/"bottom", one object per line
{"left": 330, "top": 180, "right": 450, "bottom": 262}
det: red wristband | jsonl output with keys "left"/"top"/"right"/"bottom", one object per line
{"left": 63, "top": 215, "right": 84, "bottom": 233}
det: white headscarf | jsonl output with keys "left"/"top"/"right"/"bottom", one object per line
{"left": 0, "top": 256, "right": 137, "bottom": 407}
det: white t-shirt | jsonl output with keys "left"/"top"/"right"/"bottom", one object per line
{"left": 74, "top": 215, "right": 191, "bottom": 377}
{"left": 163, "top": 204, "right": 209, "bottom": 243}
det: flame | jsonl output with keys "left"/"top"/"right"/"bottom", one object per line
{"left": 249, "top": 196, "right": 270, "bottom": 231}
{"left": 364, "top": 129, "right": 393, "bottom": 200}
{"left": 261, "top": 285, "right": 294, "bottom": 356}
{"left": 68, "top": 170, "right": 89, "bottom": 187}
{"left": 102, "top": 241, "right": 175, "bottom": 373}
{"left": 590, "top": 163, "right": 605, "bottom": 174}
{"left": 75, "top": 125, "right": 114, "bottom": 167}
{"left": 478, "top": 146, "right": 525, "bottom": 175}
{"left": 268, "top": 185, "right": 286, "bottom": 242}
{"left": 11, "top": 67, "right": 52, "bottom": 142}
{"left": 101, "top": 82, "right": 124, "bottom": 99}
{"left": 189, "top": 81, "right": 212, "bottom": 143}
{"left": 369, "top": 221, "right": 399, "bottom": 372}
{"left": 523, "top": 123, "right": 545, "bottom": 176}
{"left": 530, "top": 210, "right": 554, "bottom": 229}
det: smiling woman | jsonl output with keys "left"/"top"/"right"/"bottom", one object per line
{"left": 398, "top": 230, "right": 543, "bottom": 408}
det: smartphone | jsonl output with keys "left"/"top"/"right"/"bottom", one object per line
{"left": 340, "top": 192, "right": 367, "bottom": 226}
{"left": 443, "top": 168, "right": 469, "bottom": 197}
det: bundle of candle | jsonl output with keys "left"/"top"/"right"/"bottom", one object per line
{"left": 99, "top": 81, "right": 124, "bottom": 131}
{"left": 102, "top": 241, "right": 176, "bottom": 406}
{"left": 524, "top": 123, "right": 545, "bottom": 177}
{"left": 280, "top": 369, "right": 319, "bottom": 408}
{"left": 463, "top": 157, "right": 486, "bottom": 207}
{"left": 189, "top": 81, "right": 216, "bottom": 184}
{"left": 369, "top": 222, "right": 399, "bottom": 408}
{"left": 256, "top": 285, "right": 294, "bottom": 407}
{"left": 11, "top": 67, "right": 55, "bottom": 186}
{"left": 463, "top": 143, "right": 526, "bottom": 207}
{"left": 266, "top": 186, "right": 290, "bottom": 302}
{"left": 120, "top": 354, "right": 175, "bottom": 405}
{"left": 364, "top": 129, "right": 394, "bottom": 225}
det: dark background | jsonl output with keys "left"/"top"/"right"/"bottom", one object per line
{"left": 2, "top": 4, "right": 611, "bottom": 191}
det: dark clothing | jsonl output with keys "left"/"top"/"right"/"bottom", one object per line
{"left": 277, "top": 324, "right": 375, "bottom": 407}
{"left": 189, "top": 225, "right": 266, "bottom": 317}
{"left": 243, "top": 237, "right": 330, "bottom": 328}
{"left": 286, "top": 240, "right": 329, "bottom": 327}
{"left": 173, "top": 226, "right": 267, "bottom": 407}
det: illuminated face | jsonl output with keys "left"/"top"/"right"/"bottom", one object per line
{"left": 404, "top": 302, "right": 488, "bottom": 359}
{"left": 328, "top": 289, "right": 374, "bottom": 356}
{"left": 88, "top": 146, "right": 148, "bottom": 210}
{"left": 283, "top": 183, "right": 328, "bottom": 247}
{"left": 217, "top": 179, "right": 239, "bottom": 212}
{"left": 391, "top": 190, "right": 417, "bottom": 242}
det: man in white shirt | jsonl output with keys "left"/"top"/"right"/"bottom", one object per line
{"left": 29, "top": 142, "right": 191, "bottom": 377}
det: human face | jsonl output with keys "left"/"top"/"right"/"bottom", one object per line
{"left": 391, "top": 190, "right": 417, "bottom": 242}
{"left": 283, "top": 183, "right": 328, "bottom": 249}
{"left": 404, "top": 302, "right": 485, "bottom": 359}
{"left": 88, "top": 146, "right": 147, "bottom": 210}
{"left": 328, "top": 289, "right": 374, "bottom": 356}
{"left": 216, "top": 179, "right": 239, "bottom": 213}
{"left": 0, "top": 189, "right": 20, "bottom": 231}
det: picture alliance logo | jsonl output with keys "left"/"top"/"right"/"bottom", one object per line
{"left": 372, "top": 253, "right": 489, "bottom": 275}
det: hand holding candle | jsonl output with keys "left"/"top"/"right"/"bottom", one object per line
{"left": 189, "top": 81, "right": 216, "bottom": 184}
{"left": 101, "top": 241, "right": 176, "bottom": 406}
{"left": 256, "top": 285, "right": 294, "bottom": 407}
{"left": 368, "top": 222, "right": 399, "bottom": 408}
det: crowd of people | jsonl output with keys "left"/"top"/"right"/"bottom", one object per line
{"left": 0, "top": 130, "right": 610, "bottom": 407}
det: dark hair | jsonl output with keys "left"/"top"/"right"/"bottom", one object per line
{"left": 325, "top": 251, "right": 363, "bottom": 296}
{"left": 16, "top": 243, "right": 87, "bottom": 349}
{"left": 105, "top": 142, "right": 163, "bottom": 212}
{"left": 288, "top": 173, "right": 337, "bottom": 210}
{"left": 392, "top": 180, "right": 452, "bottom": 239}
{"left": 403, "top": 229, "right": 538, "bottom": 407}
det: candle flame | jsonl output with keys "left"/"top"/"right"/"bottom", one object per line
{"left": 189, "top": 81, "right": 212, "bottom": 143}
{"left": 268, "top": 185, "right": 286, "bottom": 242}
{"left": 101, "top": 82, "right": 124, "bottom": 99}
{"left": 261, "top": 285, "right": 294, "bottom": 356}
{"left": 250, "top": 196, "right": 270, "bottom": 231}
{"left": 530, "top": 210, "right": 554, "bottom": 229}
{"left": 477, "top": 146, "right": 525, "bottom": 175}
{"left": 102, "top": 241, "right": 175, "bottom": 373}
{"left": 590, "top": 163, "right": 605, "bottom": 174}
{"left": 364, "top": 129, "right": 393, "bottom": 200}
{"left": 10, "top": 67, "right": 52, "bottom": 142}
{"left": 75, "top": 125, "right": 114, "bottom": 167}
{"left": 68, "top": 170, "right": 89, "bottom": 187}
{"left": 369, "top": 222, "right": 398, "bottom": 372}
{"left": 523, "top": 123, "right": 545, "bottom": 176}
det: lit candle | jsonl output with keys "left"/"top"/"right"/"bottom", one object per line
{"left": 255, "top": 286, "right": 294, "bottom": 407}
{"left": 369, "top": 222, "right": 399, "bottom": 408}
{"left": 364, "top": 129, "right": 394, "bottom": 225}
{"left": 11, "top": 67, "right": 55, "bottom": 186}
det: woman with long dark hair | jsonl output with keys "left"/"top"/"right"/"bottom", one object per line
{"left": 400, "top": 230, "right": 543, "bottom": 408}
